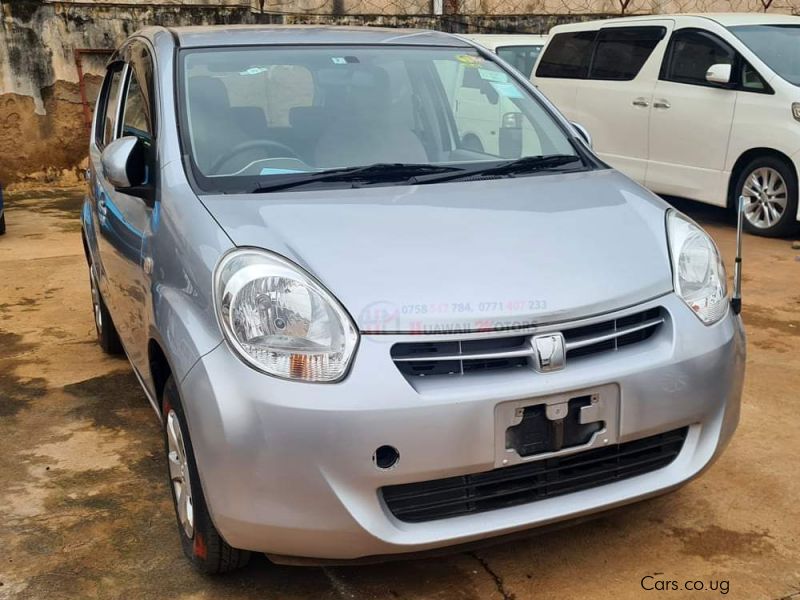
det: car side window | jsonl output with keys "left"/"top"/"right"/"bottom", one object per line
{"left": 535, "top": 31, "right": 597, "bottom": 79}
{"left": 96, "top": 64, "right": 124, "bottom": 148}
{"left": 589, "top": 27, "right": 666, "bottom": 81}
{"left": 661, "top": 29, "right": 735, "bottom": 87}
{"left": 121, "top": 69, "right": 152, "bottom": 139}
{"left": 740, "top": 60, "right": 769, "bottom": 93}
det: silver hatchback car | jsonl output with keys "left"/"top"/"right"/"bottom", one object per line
{"left": 83, "top": 25, "right": 745, "bottom": 573}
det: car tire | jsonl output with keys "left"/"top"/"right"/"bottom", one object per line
{"left": 89, "top": 264, "right": 123, "bottom": 355}
{"left": 733, "top": 156, "right": 799, "bottom": 238}
{"left": 162, "top": 376, "right": 251, "bottom": 574}
{"left": 0, "top": 213, "right": 6, "bottom": 235}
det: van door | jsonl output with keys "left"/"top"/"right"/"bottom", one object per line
{"left": 645, "top": 29, "right": 738, "bottom": 204}
{"left": 573, "top": 23, "right": 672, "bottom": 184}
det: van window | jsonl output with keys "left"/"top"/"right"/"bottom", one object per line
{"left": 535, "top": 31, "right": 596, "bottom": 79}
{"left": 589, "top": 27, "right": 665, "bottom": 80}
{"left": 730, "top": 24, "right": 800, "bottom": 87}
{"left": 662, "top": 29, "right": 735, "bottom": 87}
{"left": 496, "top": 45, "right": 543, "bottom": 77}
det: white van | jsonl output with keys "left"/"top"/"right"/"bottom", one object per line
{"left": 532, "top": 14, "right": 800, "bottom": 236}
{"left": 463, "top": 34, "right": 548, "bottom": 77}
{"left": 437, "top": 48, "right": 549, "bottom": 158}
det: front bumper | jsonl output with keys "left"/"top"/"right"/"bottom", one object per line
{"left": 180, "top": 293, "right": 745, "bottom": 560}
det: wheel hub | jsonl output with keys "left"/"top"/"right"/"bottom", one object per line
{"left": 166, "top": 410, "right": 194, "bottom": 538}
{"left": 741, "top": 166, "right": 788, "bottom": 230}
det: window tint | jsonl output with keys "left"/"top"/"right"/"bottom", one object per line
{"left": 496, "top": 45, "right": 543, "bottom": 77}
{"left": 589, "top": 27, "right": 665, "bottom": 80}
{"left": 98, "top": 66, "right": 123, "bottom": 146}
{"left": 535, "top": 31, "right": 596, "bottom": 79}
{"left": 663, "top": 30, "right": 735, "bottom": 86}
{"left": 122, "top": 70, "right": 152, "bottom": 138}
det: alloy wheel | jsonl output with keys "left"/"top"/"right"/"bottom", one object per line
{"left": 741, "top": 167, "right": 788, "bottom": 230}
{"left": 166, "top": 410, "right": 194, "bottom": 538}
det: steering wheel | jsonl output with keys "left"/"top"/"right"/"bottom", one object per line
{"left": 210, "top": 140, "right": 301, "bottom": 174}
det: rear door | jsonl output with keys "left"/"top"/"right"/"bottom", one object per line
{"left": 646, "top": 28, "right": 738, "bottom": 204}
{"left": 573, "top": 22, "right": 672, "bottom": 184}
{"left": 534, "top": 24, "right": 671, "bottom": 184}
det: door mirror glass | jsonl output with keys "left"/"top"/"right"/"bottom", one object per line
{"left": 571, "top": 122, "right": 592, "bottom": 149}
{"left": 706, "top": 63, "right": 732, "bottom": 85}
{"left": 101, "top": 136, "right": 148, "bottom": 193}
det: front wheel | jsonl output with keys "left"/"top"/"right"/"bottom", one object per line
{"left": 162, "top": 377, "right": 251, "bottom": 574}
{"left": 734, "top": 157, "right": 799, "bottom": 237}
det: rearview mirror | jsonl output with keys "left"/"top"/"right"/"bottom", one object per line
{"left": 100, "top": 136, "right": 153, "bottom": 203}
{"left": 705, "top": 63, "right": 732, "bottom": 85}
{"left": 571, "top": 122, "right": 592, "bottom": 149}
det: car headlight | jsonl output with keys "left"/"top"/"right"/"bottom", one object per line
{"left": 214, "top": 248, "right": 358, "bottom": 382}
{"left": 666, "top": 210, "right": 728, "bottom": 325}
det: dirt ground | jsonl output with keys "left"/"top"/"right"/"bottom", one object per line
{"left": 0, "top": 187, "right": 799, "bottom": 600}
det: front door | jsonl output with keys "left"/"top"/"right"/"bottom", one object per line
{"left": 93, "top": 43, "right": 157, "bottom": 374}
{"left": 646, "top": 29, "right": 738, "bottom": 205}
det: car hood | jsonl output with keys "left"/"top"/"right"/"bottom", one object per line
{"left": 200, "top": 169, "right": 673, "bottom": 333}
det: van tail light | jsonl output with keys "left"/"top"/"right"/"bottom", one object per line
{"left": 792, "top": 103, "right": 800, "bottom": 122}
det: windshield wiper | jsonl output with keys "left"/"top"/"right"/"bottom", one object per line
{"left": 249, "top": 163, "right": 465, "bottom": 193}
{"left": 409, "top": 154, "right": 584, "bottom": 185}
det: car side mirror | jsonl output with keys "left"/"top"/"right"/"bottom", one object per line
{"left": 101, "top": 136, "right": 154, "bottom": 204}
{"left": 705, "top": 63, "right": 732, "bottom": 85}
{"left": 571, "top": 122, "right": 592, "bottom": 149}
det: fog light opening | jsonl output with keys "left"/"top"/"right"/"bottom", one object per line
{"left": 373, "top": 445, "right": 399, "bottom": 470}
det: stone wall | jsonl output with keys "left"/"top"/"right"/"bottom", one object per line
{"left": 1, "top": 0, "right": 798, "bottom": 182}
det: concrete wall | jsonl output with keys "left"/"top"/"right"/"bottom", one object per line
{"left": 1, "top": 0, "right": 798, "bottom": 182}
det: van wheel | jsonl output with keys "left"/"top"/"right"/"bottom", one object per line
{"left": 734, "top": 156, "right": 799, "bottom": 237}
{"left": 89, "top": 264, "right": 123, "bottom": 354}
{"left": 162, "top": 377, "right": 251, "bottom": 574}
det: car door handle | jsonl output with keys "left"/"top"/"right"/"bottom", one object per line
{"left": 653, "top": 99, "right": 671, "bottom": 109}
{"left": 632, "top": 97, "right": 650, "bottom": 108}
{"left": 97, "top": 197, "right": 107, "bottom": 216}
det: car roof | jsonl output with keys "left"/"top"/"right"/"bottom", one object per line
{"left": 550, "top": 12, "right": 800, "bottom": 32}
{"left": 460, "top": 33, "right": 548, "bottom": 50}
{"left": 157, "top": 25, "right": 473, "bottom": 49}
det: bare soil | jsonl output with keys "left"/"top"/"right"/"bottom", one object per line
{"left": 0, "top": 189, "right": 798, "bottom": 600}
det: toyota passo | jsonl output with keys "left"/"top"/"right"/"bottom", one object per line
{"left": 83, "top": 25, "right": 745, "bottom": 573}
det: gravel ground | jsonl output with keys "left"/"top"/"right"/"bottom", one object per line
{"left": 1, "top": 187, "right": 798, "bottom": 600}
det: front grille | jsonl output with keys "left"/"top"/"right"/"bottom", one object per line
{"left": 382, "top": 427, "right": 688, "bottom": 523}
{"left": 391, "top": 307, "right": 665, "bottom": 378}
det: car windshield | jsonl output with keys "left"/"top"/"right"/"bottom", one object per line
{"left": 179, "top": 45, "right": 581, "bottom": 193}
{"left": 729, "top": 24, "right": 800, "bottom": 86}
{"left": 496, "top": 45, "right": 543, "bottom": 77}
